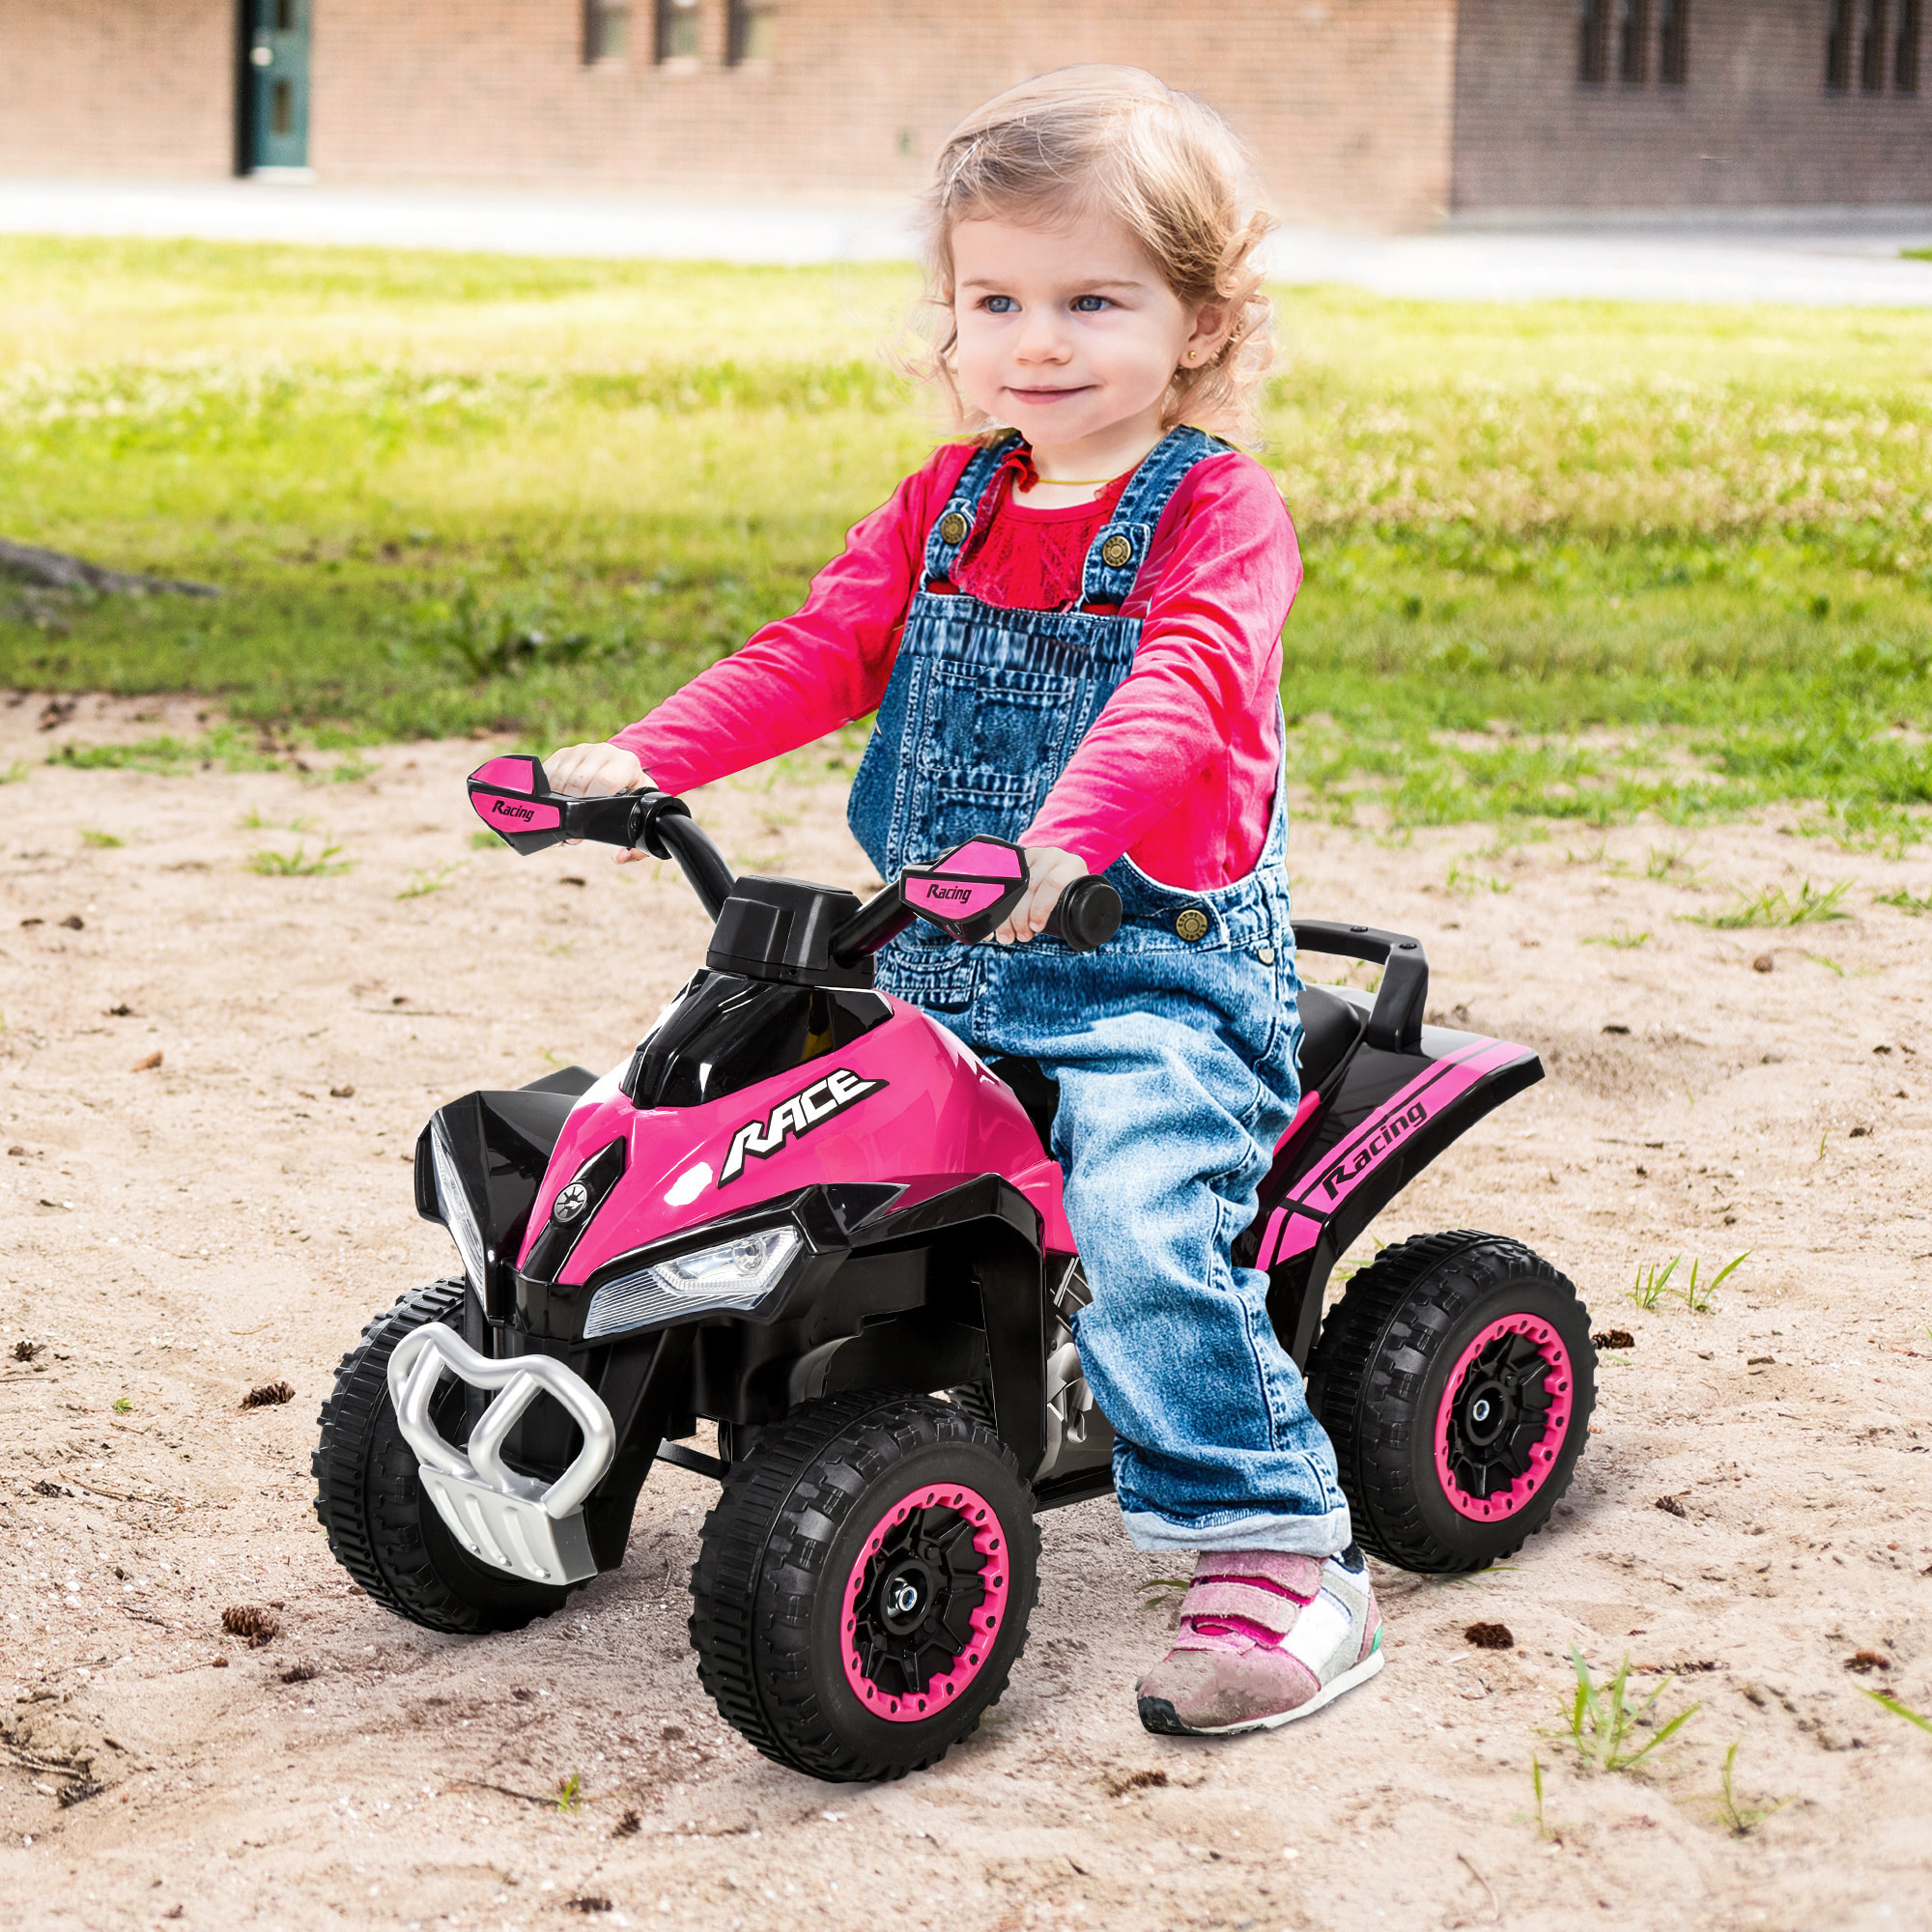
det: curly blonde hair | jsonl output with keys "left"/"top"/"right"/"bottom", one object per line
{"left": 911, "top": 66, "right": 1277, "bottom": 449}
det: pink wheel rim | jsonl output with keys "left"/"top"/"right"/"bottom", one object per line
{"left": 1433, "top": 1314, "right": 1574, "bottom": 1522}
{"left": 838, "top": 1483, "right": 1009, "bottom": 1725}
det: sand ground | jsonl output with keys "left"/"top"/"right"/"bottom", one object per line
{"left": 1, "top": 696, "right": 1927, "bottom": 1932}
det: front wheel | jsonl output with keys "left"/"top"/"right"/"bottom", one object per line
{"left": 691, "top": 1390, "right": 1038, "bottom": 1782}
{"left": 1308, "top": 1231, "right": 1596, "bottom": 1574}
{"left": 311, "top": 1279, "right": 581, "bottom": 1634}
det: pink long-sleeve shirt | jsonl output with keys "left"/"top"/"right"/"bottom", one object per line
{"left": 611, "top": 440, "right": 1301, "bottom": 890}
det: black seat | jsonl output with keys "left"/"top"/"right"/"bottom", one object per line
{"left": 1295, "top": 985, "right": 1365, "bottom": 1092}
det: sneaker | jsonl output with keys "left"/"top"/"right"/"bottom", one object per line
{"left": 1136, "top": 1547, "right": 1384, "bottom": 1736}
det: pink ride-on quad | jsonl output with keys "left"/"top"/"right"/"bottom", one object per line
{"left": 311, "top": 758, "right": 1598, "bottom": 1782}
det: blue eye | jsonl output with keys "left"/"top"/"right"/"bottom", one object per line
{"left": 982, "top": 295, "right": 1016, "bottom": 314}
{"left": 1071, "top": 295, "right": 1109, "bottom": 313}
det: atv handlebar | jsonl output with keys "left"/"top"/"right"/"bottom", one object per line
{"left": 829, "top": 867, "right": 1122, "bottom": 965}
{"left": 466, "top": 760, "right": 1122, "bottom": 957}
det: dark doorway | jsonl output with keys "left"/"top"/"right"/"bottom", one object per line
{"left": 243, "top": 0, "right": 311, "bottom": 170}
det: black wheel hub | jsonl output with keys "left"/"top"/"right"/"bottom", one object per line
{"left": 1444, "top": 1330, "right": 1555, "bottom": 1499}
{"left": 851, "top": 1503, "right": 986, "bottom": 1699}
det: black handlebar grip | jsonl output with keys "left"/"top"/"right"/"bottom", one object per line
{"left": 1043, "top": 875, "right": 1122, "bottom": 952}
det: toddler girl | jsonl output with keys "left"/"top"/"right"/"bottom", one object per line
{"left": 550, "top": 65, "right": 1382, "bottom": 1737}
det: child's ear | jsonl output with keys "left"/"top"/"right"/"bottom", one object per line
{"left": 1186, "top": 299, "right": 1233, "bottom": 362}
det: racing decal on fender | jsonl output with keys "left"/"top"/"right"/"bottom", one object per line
{"left": 1314, "top": 1099, "right": 1427, "bottom": 1203}
{"left": 719, "top": 1067, "right": 886, "bottom": 1185}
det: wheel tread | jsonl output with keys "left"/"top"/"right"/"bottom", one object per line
{"left": 1309, "top": 1231, "right": 1595, "bottom": 1574}
{"left": 691, "top": 1390, "right": 1039, "bottom": 1782}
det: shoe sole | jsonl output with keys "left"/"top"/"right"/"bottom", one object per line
{"left": 1137, "top": 1641, "right": 1386, "bottom": 1738}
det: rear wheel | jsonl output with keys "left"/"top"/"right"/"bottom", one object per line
{"left": 1308, "top": 1231, "right": 1595, "bottom": 1574}
{"left": 312, "top": 1279, "right": 581, "bottom": 1634}
{"left": 691, "top": 1390, "right": 1038, "bottom": 1782}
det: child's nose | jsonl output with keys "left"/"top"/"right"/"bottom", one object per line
{"left": 1013, "top": 313, "right": 1070, "bottom": 362}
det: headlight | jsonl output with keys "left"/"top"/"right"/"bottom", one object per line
{"left": 430, "top": 1117, "right": 488, "bottom": 1299}
{"left": 582, "top": 1226, "right": 800, "bottom": 1340}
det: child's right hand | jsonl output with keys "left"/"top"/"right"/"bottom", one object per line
{"left": 546, "top": 741, "right": 650, "bottom": 863}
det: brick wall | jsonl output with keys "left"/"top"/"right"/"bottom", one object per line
{"left": 0, "top": 0, "right": 235, "bottom": 176}
{"left": 23, "top": 4, "right": 1914, "bottom": 227}
{"left": 1452, "top": 0, "right": 1932, "bottom": 209}
{"left": 0, "top": 0, "right": 1462, "bottom": 231}
{"left": 307, "top": 0, "right": 1459, "bottom": 229}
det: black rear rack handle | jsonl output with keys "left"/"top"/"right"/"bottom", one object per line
{"left": 1290, "top": 920, "right": 1429, "bottom": 1055}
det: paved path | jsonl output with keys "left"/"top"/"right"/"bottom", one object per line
{"left": 4, "top": 176, "right": 1932, "bottom": 305}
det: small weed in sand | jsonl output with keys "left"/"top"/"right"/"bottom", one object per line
{"left": 240, "top": 809, "right": 319, "bottom": 833}
{"left": 1552, "top": 1649, "right": 1699, "bottom": 1774}
{"left": 397, "top": 862, "right": 466, "bottom": 900}
{"left": 324, "top": 753, "right": 379, "bottom": 784}
{"left": 1446, "top": 863, "right": 1512, "bottom": 895}
{"left": 1646, "top": 842, "right": 1706, "bottom": 884}
{"left": 469, "top": 828, "right": 504, "bottom": 849}
{"left": 111, "top": 1395, "right": 130, "bottom": 1414}
{"left": 1861, "top": 1689, "right": 1932, "bottom": 1733}
{"left": 1628, "top": 1256, "right": 1681, "bottom": 1312}
{"left": 1694, "top": 879, "right": 1854, "bottom": 928}
{"left": 1586, "top": 925, "right": 1651, "bottom": 949}
{"left": 554, "top": 1770, "right": 584, "bottom": 1813}
{"left": 1522, "top": 1755, "right": 1562, "bottom": 1841}
{"left": 1681, "top": 1251, "right": 1749, "bottom": 1315}
{"left": 249, "top": 842, "right": 350, "bottom": 877}
{"left": 78, "top": 829, "right": 123, "bottom": 848}
{"left": 1875, "top": 887, "right": 1932, "bottom": 916}
{"left": 1700, "top": 1742, "right": 1792, "bottom": 1836}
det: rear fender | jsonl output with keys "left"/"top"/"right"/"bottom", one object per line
{"left": 1254, "top": 1027, "right": 1543, "bottom": 1365}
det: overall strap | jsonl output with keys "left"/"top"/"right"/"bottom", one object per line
{"left": 1079, "top": 426, "right": 1236, "bottom": 608}
{"left": 922, "top": 432, "right": 1024, "bottom": 584}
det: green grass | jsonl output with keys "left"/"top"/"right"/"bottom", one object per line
{"left": 5, "top": 237, "right": 1932, "bottom": 831}
{"left": 1692, "top": 878, "right": 1855, "bottom": 927}
{"left": 1701, "top": 1742, "right": 1793, "bottom": 1836}
{"left": 1552, "top": 1648, "right": 1700, "bottom": 1775}
{"left": 247, "top": 840, "right": 350, "bottom": 877}
{"left": 1861, "top": 1688, "right": 1932, "bottom": 1733}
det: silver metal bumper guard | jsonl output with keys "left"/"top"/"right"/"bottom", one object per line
{"left": 387, "top": 1325, "right": 616, "bottom": 1587}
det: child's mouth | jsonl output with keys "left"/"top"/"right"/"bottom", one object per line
{"left": 1008, "top": 385, "right": 1091, "bottom": 406}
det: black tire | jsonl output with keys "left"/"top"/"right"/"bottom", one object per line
{"left": 690, "top": 1390, "right": 1038, "bottom": 1783}
{"left": 1308, "top": 1231, "right": 1596, "bottom": 1575}
{"left": 311, "top": 1278, "right": 581, "bottom": 1634}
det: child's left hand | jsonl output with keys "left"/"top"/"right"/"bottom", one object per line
{"left": 994, "top": 846, "right": 1090, "bottom": 946}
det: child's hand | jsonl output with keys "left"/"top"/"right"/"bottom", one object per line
{"left": 546, "top": 742, "right": 651, "bottom": 864}
{"left": 994, "top": 846, "right": 1089, "bottom": 946}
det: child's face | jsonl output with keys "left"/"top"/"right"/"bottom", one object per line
{"left": 950, "top": 213, "right": 1220, "bottom": 460}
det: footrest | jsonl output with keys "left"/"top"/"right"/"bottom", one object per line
{"left": 418, "top": 1467, "right": 599, "bottom": 1585}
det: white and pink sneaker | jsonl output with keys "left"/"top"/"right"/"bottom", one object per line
{"left": 1136, "top": 1547, "right": 1384, "bottom": 1736}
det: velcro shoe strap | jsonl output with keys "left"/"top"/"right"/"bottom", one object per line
{"left": 1180, "top": 1577, "right": 1310, "bottom": 1636}
{"left": 1194, "top": 1551, "right": 1325, "bottom": 1597}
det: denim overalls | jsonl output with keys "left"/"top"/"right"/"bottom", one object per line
{"left": 847, "top": 427, "right": 1350, "bottom": 1555}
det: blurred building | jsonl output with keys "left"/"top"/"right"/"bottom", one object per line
{"left": 0, "top": 1, "right": 1925, "bottom": 228}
